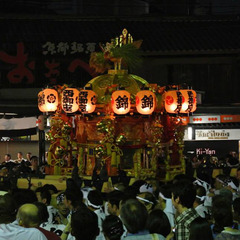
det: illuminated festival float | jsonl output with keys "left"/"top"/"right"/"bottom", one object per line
{"left": 38, "top": 29, "right": 197, "bottom": 181}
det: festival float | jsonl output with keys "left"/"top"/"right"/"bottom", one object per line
{"left": 38, "top": 29, "right": 197, "bottom": 182}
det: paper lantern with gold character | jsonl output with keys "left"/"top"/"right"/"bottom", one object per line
{"left": 38, "top": 89, "right": 58, "bottom": 112}
{"left": 136, "top": 90, "right": 156, "bottom": 114}
{"left": 111, "top": 90, "right": 131, "bottom": 114}
{"left": 163, "top": 90, "right": 182, "bottom": 114}
{"left": 180, "top": 90, "right": 197, "bottom": 113}
{"left": 61, "top": 88, "right": 79, "bottom": 113}
{"left": 79, "top": 90, "right": 97, "bottom": 114}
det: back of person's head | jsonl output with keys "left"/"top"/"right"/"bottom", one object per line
{"left": 146, "top": 209, "right": 171, "bottom": 237}
{"left": 233, "top": 197, "right": 240, "bottom": 219}
{"left": 172, "top": 174, "right": 190, "bottom": 184}
{"left": 136, "top": 192, "right": 157, "bottom": 213}
{"left": 12, "top": 189, "right": 38, "bottom": 209}
{"left": 172, "top": 180, "right": 196, "bottom": 208}
{"left": 120, "top": 198, "right": 148, "bottom": 234}
{"left": 195, "top": 185, "right": 206, "bottom": 204}
{"left": 71, "top": 205, "right": 99, "bottom": 240}
{"left": 189, "top": 217, "right": 213, "bottom": 240}
{"left": 113, "top": 182, "right": 126, "bottom": 192}
{"left": 159, "top": 184, "right": 173, "bottom": 199}
{"left": 17, "top": 203, "right": 40, "bottom": 227}
{"left": 65, "top": 187, "right": 83, "bottom": 209}
{"left": 102, "top": 215, "right": 124, "bottom": 240}
{"left": 123, "top": 185, "right": 138, "bottom": 201}
{"left": 35, "top": 187, "right": 51, "bottom": 205}
{"left": 131, "top": 180, "right": 147, "bottom": 193}
{"left": 87, "top": 189, "right": 103, "bottom": 209}
{"left": 212, "top": 195, "right": 233, "bottom": 234}
{"left": 219, "top": 188, "right": 233, "bottom": 203}
{"left": 42, "top": 184, "right": 58, "bottom": 194}
{"left": 34, "top": 201, "right": 49, "bottom": 223}
{"left": 0, "top": 194, "right": 17, "bottom": 224}
{"left": 107, "top": 190, "right": 124, "bottom": 210}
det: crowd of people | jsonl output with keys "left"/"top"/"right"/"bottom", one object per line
{"left": 0, "top": 153, "right": 240, "bottom": 240}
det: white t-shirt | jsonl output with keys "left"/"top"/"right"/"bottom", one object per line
{"left": 40, "top": 222, "right": 65, "bottom": 237}
{"left": 195, "top": 204, "right": 209, "bottom": 218}
{"left": 0, "top": 223, "right": 47, "bottom": 240}
{"left": 47, "top": 206, "right": 59, "bottom": 224}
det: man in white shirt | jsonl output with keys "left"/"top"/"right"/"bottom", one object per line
{"left": 0, "top": 204, "right": 47, "bottom": 240}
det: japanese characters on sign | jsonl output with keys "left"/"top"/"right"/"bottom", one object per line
{"left": 0, "top": 42, "right": 97, "bottom": 86}
{"left": 42, "top": 42, "right": 96, "bottom": 55}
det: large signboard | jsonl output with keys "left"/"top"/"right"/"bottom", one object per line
{"left": 195, "top": 129, "right": 240, "bottom": 140}
{"left": 184, "top": 140, "right": 239, "bottom": 159}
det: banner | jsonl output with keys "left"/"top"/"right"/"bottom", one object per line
{"left": 195, "top": 129, "right": 240, "bottom": 140}
{"left": 0, "top": 117, "right": 36, "bottom": 130}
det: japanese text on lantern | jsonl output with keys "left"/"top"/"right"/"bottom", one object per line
{"left": 187, "top": 91, "right": 193, "bottom": 112}
{"left": 79, "top": 91, "right": 88, "bottom": 112}
{"left": 141, "top": 95, "right": 153, "bottom": 109}
{"left": 116, "top": 95, "right": 129, "bottom": 110}
{"left": 62, "top": 90, "right": 74, "bottom": 112}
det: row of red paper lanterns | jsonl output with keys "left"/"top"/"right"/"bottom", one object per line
{"left": 38, "top": 88, "right": 196, "bottom": 115}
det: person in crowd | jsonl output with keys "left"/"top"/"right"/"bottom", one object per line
{"left": 102, "top": 215, "right": 124, "bottom": 240}
{"left": 3, "top": 153, "right": 14, "bottom": 163}
{"left": 26, "top": 152, "right": 32, "bottom": 162}
{"left": 12, "top": 188, "right": 38, "bottom": 209}
{"left": 87, "top": 189, "right": 106, "bottom": 240}
{"left": 189, "top": 217, "right": 213, "bottom": 240}
{"left": 107, "top": 190, "right": 124, "bottom": 216}
{"left": 211, "top": 195, "right": 237, "bottom": 239}
{"left": 70, "top": 205, "right": 99, "bottom": 240}
{"left": 0, "top": 203, "right": 47, "bottom": 240}
{"left": 146, "top": 209, "right": 171, "bottom": 238}
{"left": 209, "top": 174, "right": 228, "bottom": 196}
{"left": 64, "top": 187, "right": 84, "bottom": 212}
{"left": 233, "top": 198, "right": 240, "bottom": 229}
{"left": 55, "top": 192, "right": 70, "bottom": 225}
{"left": 30, "top": 155, "right": 40, "bottom": 175}
{"left": 171, "top": 180, "right": 199, "bottom": 240}
{"left": 36, "top": 187, "right": 59, "bottom": 224}
{"left": 16, "top": 151, "right": 27, "bottom": 163}
{"left": 236, "top": 167, "right": 240, "bottom": 184}
{"left": 120, "top": 198, "right": 165, "bottom": 240}
{"left": 193, "top": 185, "right": 209, "bottom": 218}
{"left": 35, "top": 201, "right": 64, "bottom": 239}
{"left": 42, "top": 184, "right": 58, "bottom": 195}
{"left": 0, "top": 193, "right": 17, "bottom": 224}
{"left": 219, "top": 188, "right": 233, "bottom": 203}
{"left": 158, "top": 183, "right": 175, "bottom": 227}
{"left": 136, "top": 191, "right": 157, "bottom": 213}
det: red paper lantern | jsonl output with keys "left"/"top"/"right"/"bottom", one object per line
{"left": 61, "top": 88, "right": 79, "bottom": 113}
{"left": 164, "top": 90, "right": 182, "bottom": 114}
{"left": 180, "top": 90, "right": 197, "bottom": 113}
{"left": 111, "top": 90, "right": 131, "bottom": 114}
{"left": 38, "top": 89, "right": 58, "bottom": 112}
{"left": 136, "top": 90, "right": 156, "bottom": 114}
{"left": 79, "top": 90, "right": 97, "bottom": 114}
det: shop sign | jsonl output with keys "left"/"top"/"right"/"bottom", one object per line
{"left": 195, "top": 129, "right": 240, "bottom": 140}
{"left": 190, "top": 115, "right": 220, "bottom": 124}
